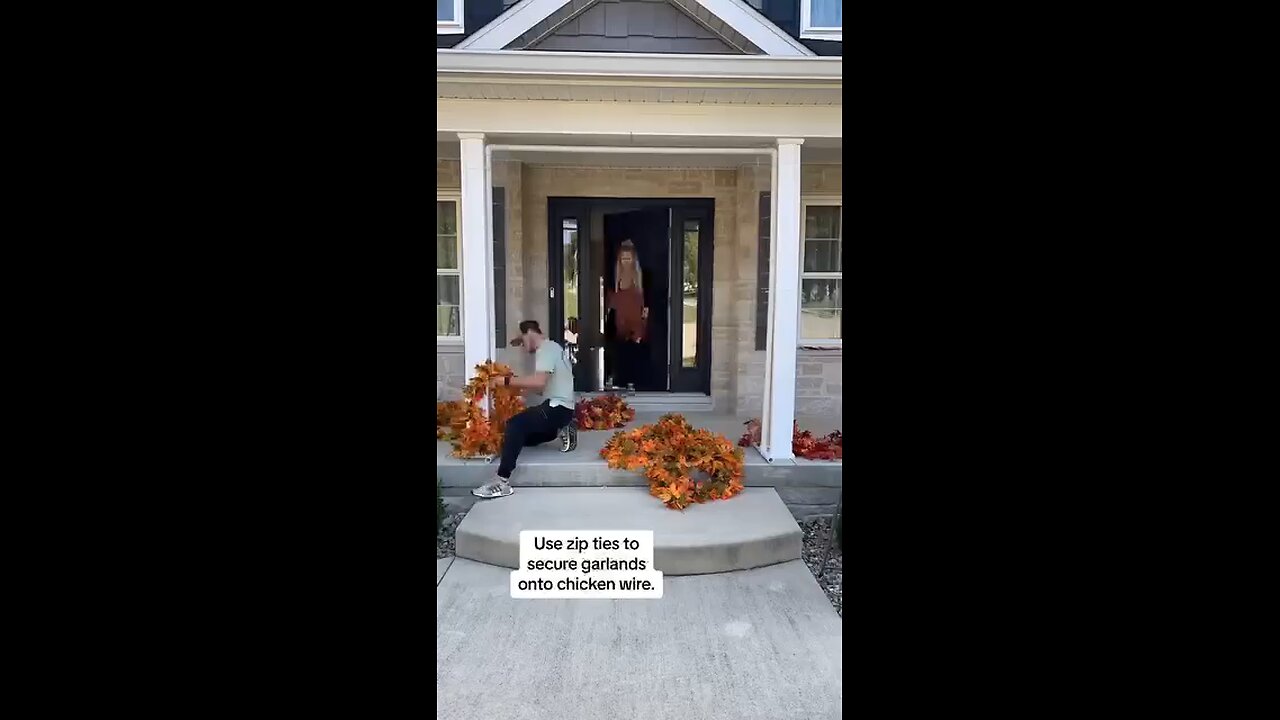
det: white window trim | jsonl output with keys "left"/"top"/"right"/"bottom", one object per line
{"left": 437, "top": 193, "right": 463, "bottom": 343}
{"left": 799, "top": 196, "right": 842, "bottom": 347}
{"left": 437, "top": 0, "right": 465, "bottom": 35}
{"left": 800, "top": 0, "right": 842, "bottom": 42}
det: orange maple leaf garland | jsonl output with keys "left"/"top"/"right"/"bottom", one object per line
{"left": 601, "top": 413, "right": 745, "bottom": 510}
{"left": 442, "top": 361, "right": 525, "bottom": 458}
{"left": 574, "top": 394, "right": 635, "bottom": 430}
{"left": 435, "top": 401, "right": 468, "bottom": 439}
{"left": 737, "top": 418, "right": 842, "bottom": 460}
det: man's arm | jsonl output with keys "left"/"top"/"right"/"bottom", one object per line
{"left": 498, "top": 371, "right": 548, "bottom": 391}
{"left": 493, "top": 346, "right": 555, "bottom": 391}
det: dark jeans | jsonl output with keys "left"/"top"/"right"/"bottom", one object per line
{"left": 497, "top": 401, "right": 573, "bottom": 479}
{"left": 614, "top": 339, "right": 646, "bottom": 388}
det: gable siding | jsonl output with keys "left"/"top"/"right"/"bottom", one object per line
{"left": 448, "top": 0, "right": 837, "bottom": 56}
{"left": 523, "top": 0, "right": 753, "bottom": 54}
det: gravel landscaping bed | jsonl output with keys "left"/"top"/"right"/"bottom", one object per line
{"left": 437, "top": 509, "right": 467, "bottom": 559}
{"left": 801, "top": 517, "right": 843, "bottom": 617}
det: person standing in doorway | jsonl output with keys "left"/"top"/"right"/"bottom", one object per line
{"left": 607, "top": 240, "right": 648, "bottom": 390}
{"left": 472, "top": 320, "right": 578, "bottom": 499}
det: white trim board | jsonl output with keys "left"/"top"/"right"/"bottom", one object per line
{"left": 437, "top": 0, "right": 465, "bottom": 34}
{"left": 437, "top": 98, "right": 843, "bottom": 138}
{"left": 436, "top": 49, "right": 840, "bottom": 80}
{"left": 456, "top": 0, "right": 813, "bottom": 56}
{"left": 799, "top": 0, "right": 842, "bottom": 42}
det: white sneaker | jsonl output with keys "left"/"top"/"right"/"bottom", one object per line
{"left": 471, "top": 476, "right": 513, "bottom": 499}
{"left": 559, "top": 424, "right": 578, "bottom": 452}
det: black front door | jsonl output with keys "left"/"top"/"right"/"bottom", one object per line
{"left": 603, "top": 208, "right": 669, "bottom": 391}
{"left": 548, "top": 198, "right": 713, "bottom": 394}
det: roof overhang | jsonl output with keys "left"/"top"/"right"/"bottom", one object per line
{"left": 438, "top": 48, "right": 840, "bottom": 81}
{"left": 436, "top": 49, "right": 842, "bottom": 105}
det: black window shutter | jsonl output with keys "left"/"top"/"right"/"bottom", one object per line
{"left": 755, "top": 191, "right": 770, "bottom": 351}
{"left": 492, "top": 187, "right": 506, "bottom": 348}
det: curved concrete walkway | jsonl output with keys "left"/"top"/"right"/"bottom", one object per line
{"left": 436, "top": 557, "right": 842, "bottom": 720}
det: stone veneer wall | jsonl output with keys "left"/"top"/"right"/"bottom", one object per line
{"left": 435, "top": 157, "right": 843, "bottom": 417}
{"left": 730, "top": 163, "right": 843, "bottom": 418}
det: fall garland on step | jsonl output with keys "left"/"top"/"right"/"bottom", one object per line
{"left": 738, "top": 419, "right": 843, "bottom": 460}
{"left": 436, "top": 401, "right": 467, "bottom": 440}
{"left": 436, "top": 361, "right": 525, "bottom": 458}
{"left": 575, "top": 394, "right": 635, "bottom": 430}
{"left": 601, "top": 413, "right": 745, "bottom": 510}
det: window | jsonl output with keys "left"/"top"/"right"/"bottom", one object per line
{"left": 801, "top": 0, "right": 842, "bottom": 41}
{"left": 437, "top": 196, "right": 461, "bottom": 339}
{"left": 800, "top": 199, "right": 841, "bottom": 344}
{"left": 437, "top": 0, "right": 464, "bottom": 34}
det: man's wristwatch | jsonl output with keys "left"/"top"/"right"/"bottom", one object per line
{"left": 504, "top": 375, "right": 511, "bottom": 387}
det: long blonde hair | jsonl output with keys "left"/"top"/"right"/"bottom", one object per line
{"left": 615, "top": 240, "right": 643, "bottom": 292}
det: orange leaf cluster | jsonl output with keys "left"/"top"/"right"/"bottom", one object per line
{"left": 446, "top": 361, "right": 525, "bottom": 458}
{"left": 436, "top": 401, "right": 468, "bottom": 440}
{"left": 600, "top": 413, "right": 745, "bottom": 510}
{"left": 738, "top": 419, "right": 842, "bottom": 460}
{"left": 575, "top": 394, "right": 636, "bottom": 430}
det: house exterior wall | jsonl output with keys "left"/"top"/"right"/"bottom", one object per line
{"left": 436, "top": 155, "right": 842, "bottom": 419}
{"left": 733, "top": 162, "right": 843, "bottom": 418}
{"left": 436, "top": 157, "right": 530, "bottom": 400}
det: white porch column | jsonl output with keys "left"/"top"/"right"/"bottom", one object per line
{"left": 458, "top": 133, "right": 494, "bottom": 403}
{"left": 760, "top": 138, "right": 804, "bottom": 461}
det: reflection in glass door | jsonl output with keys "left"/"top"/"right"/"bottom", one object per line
{"left": 562, "top": 218, "right": 579, "bottom": 353}
{"left": 681, "top": 219, "right": 699, "bottom": 368}
{"left": 548, "top": 202, "right": 599, "bottom": 391}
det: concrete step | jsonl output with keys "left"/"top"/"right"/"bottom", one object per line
{"left": 455, "top": 487, "right": 801, "bottom": 576}
{"left": 581, "top": 391, "right": 713, "bottom": 409}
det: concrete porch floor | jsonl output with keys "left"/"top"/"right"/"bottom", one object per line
{"left": 437, "top": 411, "right": 843, "bottom": 519}
{"left": 437, "top": 411, "right": 842, "bottom": 467}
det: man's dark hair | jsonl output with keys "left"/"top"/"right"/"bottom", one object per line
{"left": 519, "top": 320, "right": 542, "bottom": 335}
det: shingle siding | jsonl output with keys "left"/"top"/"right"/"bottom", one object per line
{"left": 516, "top": 0, "right": 758, "bottom": 54}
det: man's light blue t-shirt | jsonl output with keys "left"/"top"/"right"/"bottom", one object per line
{"left": 535, "top": 340, "right": 574, "bottom": 409}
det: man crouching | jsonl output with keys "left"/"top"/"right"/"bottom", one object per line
{"left": 472, "top": 320, "right": 577, "bottom": 499}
